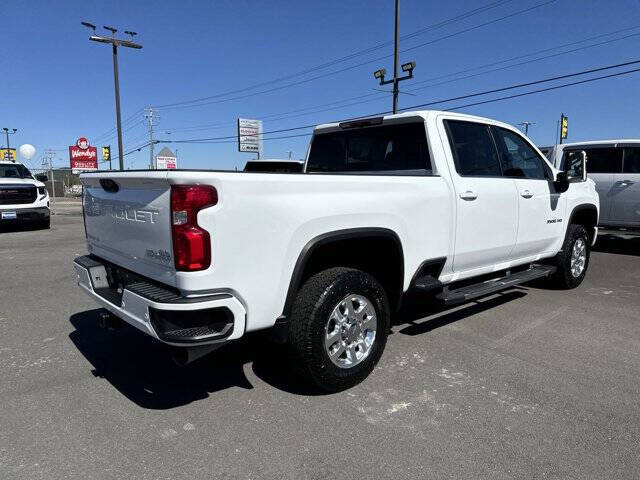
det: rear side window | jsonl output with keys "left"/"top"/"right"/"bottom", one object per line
{"left": 492, "top": 127, "right": 547, "bottom": 180}
{"left": 306, "top": 122, "right": 431, "bottom": 174}
{"left": 445, "top": 120, "right": 501, "bottom": 176}
{"left": 623, "top": 147, "right": 640, "bottom": 173}
{"left": 565, "top": 147, "right": 622, "bottom": 174}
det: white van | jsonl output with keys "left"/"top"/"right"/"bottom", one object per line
{"left": 543, "top": 141, "right": 640, "bottom": 230}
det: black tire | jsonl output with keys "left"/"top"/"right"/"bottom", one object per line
{"left": 287, "top": 267, "right": 390, "bottom": 392}
{"left": 552, "top": 224, "right": 590, "bottom": 289}
{"left": 40, "top": 217, "right": 50, "bottom": 229}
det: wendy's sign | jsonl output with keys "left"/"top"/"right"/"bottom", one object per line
{"left": 69, "top": 137, "right": 98, "bottom": 171}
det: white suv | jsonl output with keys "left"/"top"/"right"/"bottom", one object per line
{"left": 0, "top": 161, "right": 50, "bottom": 229}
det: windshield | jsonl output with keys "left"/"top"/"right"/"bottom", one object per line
{"left": 0, "top": 164, "right": 33, "bottom": 179}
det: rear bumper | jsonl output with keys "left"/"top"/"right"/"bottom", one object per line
{"left": 73, "top": 255, "right": 246, "bottom": 346}
{"left": 0, "top": 206, "right": 49, "bottom": 222}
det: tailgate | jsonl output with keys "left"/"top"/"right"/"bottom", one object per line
{"left": 82, "top": 173, "right": 176, "bottom": 285}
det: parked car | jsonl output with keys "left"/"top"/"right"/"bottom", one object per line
{"left": 74, "top": 110, "right": 599, "bottom": 391}
{"left": 243, "top": 159, "right": 304, "bottom": 173}
{"left": 542, "top": 140, "right": 640, "bottom": 230}
{"left": 0, "top": 161, "right": 50, "bottom": 229}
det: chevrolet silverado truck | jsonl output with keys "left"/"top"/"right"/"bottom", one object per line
{"left": 0, "top": 160, "right": 50, "bottom": 228}
{"left": 73, "top": 110, "right": 599, "bottom": 391}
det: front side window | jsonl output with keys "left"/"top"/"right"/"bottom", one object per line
{"left": 623, "top": 147, "right": 640, "bottom": 173}
{"left": 565, "top": 147, "right": 622, "bottom": 174}
{"left": 492, "top": 127, "right": 546, "bottom": 180}
{"left": 306, "top": 122, "right": 431, "bottom": 174}
{"left": 445, "top": 120, "right": 501, "bottom": 177}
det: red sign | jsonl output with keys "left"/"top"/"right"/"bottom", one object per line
{"left": 69, "top": 137, "right": 98, "bottom": 171}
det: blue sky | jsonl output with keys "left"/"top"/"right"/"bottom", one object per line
{"left": 3, "top": 0, "right": 640, "bottom": 171}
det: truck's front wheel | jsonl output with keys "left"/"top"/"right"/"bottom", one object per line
{"left": 552, "top": 224, "right": 590, "bottom": 289}
{"left": 288, "top": 267, "right": 390, "bottom": 392}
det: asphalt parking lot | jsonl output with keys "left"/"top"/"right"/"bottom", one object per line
{"left": 1, "top": 216, "right": 639, "bottom": 479}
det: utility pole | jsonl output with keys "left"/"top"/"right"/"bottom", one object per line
{"left": 373, "top": 0, "right": 416, "bottom": 114}
{"left": 81, "top": 22, "right": 142, "bottom": 171}
{"left": 2, "top": 127, "right": 17, "bottom": 161}
{"left": 44, "top": 149, "right": 56, "bottom": 213}
{"left": 145, "top": 108, "right": 157, "bottom": 169}
{"left": 518, "top": 121, "right": 536, "bottom": 136}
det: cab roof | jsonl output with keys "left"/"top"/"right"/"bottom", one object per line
{"left": 313, "top": 110, "right": 518, "bottom": 134}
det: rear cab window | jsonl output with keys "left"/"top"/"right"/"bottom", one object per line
{"left": 306, "top": 121, "right": 432, "bottom": 175}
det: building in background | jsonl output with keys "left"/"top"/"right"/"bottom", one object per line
{"left": 155, "top": 147, "right": 177, "bottom": 169}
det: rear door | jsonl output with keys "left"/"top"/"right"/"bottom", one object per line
{"left": 611, "top": 146, "right": 640, "bottom": 226}
{"left": 491, "top": 126, "right": 563, "bottom": 257}
{"left": 443, "top": 119, "right": 519, "bottom": 273}
{"left": 82, "top": 174, "right": 175, "bottom": 285}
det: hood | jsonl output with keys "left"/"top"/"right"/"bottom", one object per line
{"left": 0, "top": 177, "right": 44, "bottom": 187}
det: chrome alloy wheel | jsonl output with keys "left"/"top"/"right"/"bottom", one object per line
{"left": 324, "top": 294, "right": 377, "bottom": 369}
{"left": 570, "top": 237, "right": 587, "bottom": 278}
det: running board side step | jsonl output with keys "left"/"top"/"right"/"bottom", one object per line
{"left": 436, "top": 265, "right": 556, "bottom": 306}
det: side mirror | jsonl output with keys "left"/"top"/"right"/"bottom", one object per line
{"left": 557, "top": 150, "right": 587, "bottom": 183}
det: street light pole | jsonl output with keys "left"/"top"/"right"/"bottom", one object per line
{"left": 392, "top": 0, "right": 400, "bottom": 115}
{"left": 111, "top": 43, "right": 124, "bottom": 170}
{"left": 373, "top": 0, "right": 415, "bottom": 114}
{"left": 2, "top": 128, "right": 17, "bottom": 161}
{"left": 81, "top": 22, "right": 142, "bottom": 171}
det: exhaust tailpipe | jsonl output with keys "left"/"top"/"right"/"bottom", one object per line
{"left": 98, "top": 311, "right": 122, "bottom": 331}
{"left": 171, "top": 343, "right": 222, "bottom": 366}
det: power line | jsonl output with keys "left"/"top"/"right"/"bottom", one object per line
{"left": 440, "top": 66, "right": 640, "bottom": 111}
{"left": 149, "top": 59, "right": 640, "bottom": 144}
{"left": 152, "top": 0, "right": 555, "bottom": 111}
{"left": 136, "top": 26, "right": 640, "bottom": 137}
{"left": 150, "top": 0, "right": 515, "bottom": 109}
{"left": 120, "top": 63, "right": 639, "bottom": 160}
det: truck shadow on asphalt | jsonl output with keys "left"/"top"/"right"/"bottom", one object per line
{"left": 69, "top": 309, "right": 323, "bottom": 408}
{"left": 592, "top": 234, "right": 640, "bottom": 256}
{"left": 69, "top": 291, "right": 528, "bottom": 408}
{"left": 392, "top": 290, "right": 527, "bottom": 336}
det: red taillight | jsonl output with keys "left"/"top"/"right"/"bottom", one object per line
{"left": 170, "top": 185, "right": 218, "bottom": 271}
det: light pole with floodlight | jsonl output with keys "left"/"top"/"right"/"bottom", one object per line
{"left": 372, "top": 0, "right": 416, "bottom": 114}
{"left": 81, "top": 22, "right": 142, "bottom": 171}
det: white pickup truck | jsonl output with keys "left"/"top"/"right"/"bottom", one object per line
{"left": 74, "top": 110, "right": 599, "bottom": 391}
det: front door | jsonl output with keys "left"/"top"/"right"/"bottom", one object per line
{"left": 491, "top": 126, "right": 563, "bottom": 258}
{"left": 442, "top": 119, "right": 519, "bottom": 273}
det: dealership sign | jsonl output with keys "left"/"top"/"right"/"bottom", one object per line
{"left": 69, "top": 137, "right": 98, "bottom": 171}
{"left": 237, "top": 118, "right": 263, "bottom": 157}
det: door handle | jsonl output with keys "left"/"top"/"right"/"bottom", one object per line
{"left": 459, "top": 190, "right": 478, "bottom": 200}
{"left": 520, "top": 190, "right": 533, "bottom": 199}
{"left": 618, "top": 180, "right": 635, "bottom": 186}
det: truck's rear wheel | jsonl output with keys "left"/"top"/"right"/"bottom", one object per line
{"left": 287, "top": 267, "right": 390, "bottom": 392}
{"left": 552, "top": 224, "right": 590, "bottom": 289}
